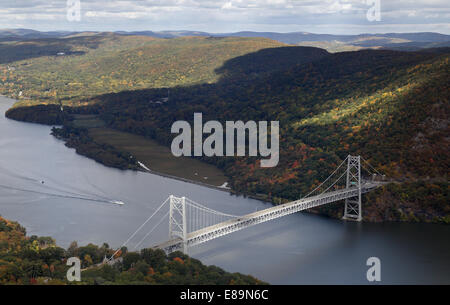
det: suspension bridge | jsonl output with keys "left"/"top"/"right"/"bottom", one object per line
{"left": 110, "top": 155, "right": 388, "bottom": 256}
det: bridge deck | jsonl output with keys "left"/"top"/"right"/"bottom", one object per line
{"left": 154, "top": 181, "right": 384, "bottom": 253}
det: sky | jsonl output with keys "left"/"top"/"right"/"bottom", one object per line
{"left": 0, "top": 0, "right": 449, "bottom": 34}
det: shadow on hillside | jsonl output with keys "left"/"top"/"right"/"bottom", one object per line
{"left": 0, "top": 41, "right": 86, "bottom": 64}
{"left": 78, "top": 46, "right": 330, "bottom": 107}
{"left": 214, "top": 46, "right": 329, "bottom": 81}
{"left": 0, "top": 35, "right": 114, "bottom": 64}
{"left": 8, "top": 46, "right": 447, "bottom": 137}
{"left": 82, "top": 46, "right": 442, "bottom": 113}
{"left": 60, "top": 47, "right": 448, "bottom": 150}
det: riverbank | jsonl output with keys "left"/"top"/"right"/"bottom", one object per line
{"left": 4, "top": 101, "right": 449, "bottom": 224}
{"left": 2, "top": 94, "right": 450, "bottom": 285}
{"left": 41, "top": 122, "right": 450, "bottom": 224}
{"left": 87, "top": 127, "right": 229, "bottom": 187}
{"left": 51, "top": 123, "right": 271, "bottom": 201}
{"left": 2, "top": 99, "right": 271, "bottom": 199}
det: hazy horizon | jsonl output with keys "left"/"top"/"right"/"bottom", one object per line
{"left": 2, "top": 27, "right": 449, "bottom": 37}
{"left": 1, "top": 0, "right": 449, "bottom": 35}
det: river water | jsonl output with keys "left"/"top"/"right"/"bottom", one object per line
{"left": 0, "top": 96, "right": 449, "bottom": 284}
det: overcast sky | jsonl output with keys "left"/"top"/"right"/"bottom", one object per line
{"left": 0, "top": 0, "right": 449, "bottom": 34}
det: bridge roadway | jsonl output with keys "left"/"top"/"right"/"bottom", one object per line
{"left": 153, "top": 181, "right": 383, "bottom": 253}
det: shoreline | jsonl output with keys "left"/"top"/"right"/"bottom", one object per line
{"left": 3, "top": 96, "right": 448, "bottom": 225}
{"left": 33, "top": 131, "right": 450, "bottom": 224}
{"left": 47, "top": 121, "right": 272, "bottom": 204}
{"left": 136, "top": 165, "right": 271, "bottom": 204}
{"left": 138, "top": 166, "right": 231, "bottom": 193}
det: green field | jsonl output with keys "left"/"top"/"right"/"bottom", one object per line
{"left": 88, "top": 127, "right": 228, "bottom": 187}
{"left": 71, "top": 114, "right": 229, "bottom": 187}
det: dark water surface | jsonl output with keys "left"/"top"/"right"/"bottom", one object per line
{"left": 0, "top": 96, "right": 449, "bottom": 284}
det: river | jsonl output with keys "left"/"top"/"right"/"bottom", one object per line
{"left": 0, "top": 96, "right": 449, "bottom": 284}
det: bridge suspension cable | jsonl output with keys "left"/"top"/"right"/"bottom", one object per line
{"left": 109, "top": 155, "right": 387, "bottom": 256}
{"left": 109, "top": 197, "right": 170, "bottom": 260}
{"left": 318, "top": 169, "right": 349, "bottom": 195}
{"left": 185, "top": 198, "right": 242, "bottom": 218}
{"left": 134, "top": 210, "right": 170, "bottom": 250}
{"left": 301, "top": 155, "right": 349, "bottom": 199}
{"left": 109, "top": 195, "right": 246, "bottom": 258}
{"left": 361, "top": 157, "right": 384, "bottom": 176}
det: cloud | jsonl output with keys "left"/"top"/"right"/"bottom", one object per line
{"left": 0, "top": 0, "right": 448, "bottom": 34}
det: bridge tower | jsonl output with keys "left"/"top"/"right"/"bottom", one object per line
{"left": 169, "top": 195, "right": 187, "bottom": 253}
{"left": 343, "top": 155, "right": 362, "bottom": 221}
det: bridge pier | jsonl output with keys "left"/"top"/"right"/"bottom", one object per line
{"left": 343, "top": 155, "right": 363, "bottom": 221}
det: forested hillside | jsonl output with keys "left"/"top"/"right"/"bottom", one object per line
{"left": 0, "top": 216, "right": 265, "bottom": 285}
{"left": 2, "top": 33, "right": 449, "bottom": 223}
{"left": 0, "top": 34, "right": 285, "bottom": 105}
{"left": 72, "top": 48, "right": 449, "bottom": 223}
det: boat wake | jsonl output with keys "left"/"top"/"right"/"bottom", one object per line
{"left": 0, "top": 183, "right": 125, "bottom": 206}
{"left": 0, "top": 164, "right": 125, "bottom": 205}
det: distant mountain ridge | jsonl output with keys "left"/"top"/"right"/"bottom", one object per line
{"left": 0, "top": 28, "right": 73, "bottom": 39}
{"left": 1, "top": 29, "right": 449, "bottom": 51}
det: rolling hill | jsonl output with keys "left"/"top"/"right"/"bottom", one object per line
{"left": 0, "top": 34, "right": 285, "bottom": 105}
{"left": 1, "top": 29, "right": 449, "bottom": 51}
{"left": 2, "top": 33, "right": 449, "bottom": 223}
{"left": 62, "top": 48, "right": 449, "bottom": 223}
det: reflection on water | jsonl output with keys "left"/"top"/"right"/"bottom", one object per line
{"left": 0, "top": 96, "right": 449, "bottom": 284}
